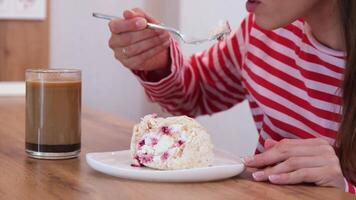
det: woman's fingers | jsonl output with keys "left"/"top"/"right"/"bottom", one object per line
{"left": 264, "top": 139, "right": 278, "bottom": 150}
{"left": 116, "top": 40, "right": 171, "bottom": 70}
{"left": 109, "top": 29, "right": 163, "bottom": 48}
{"left": 130, "top": 8, "right": 160, "bottom": 24}
{"left": 108, "top": 8, "right": 171, "bottom": 71}
{"left": 244, "top": 139, "right": 334, "bottom": 168}
{"left": 267, "top": 167, "right": 320, "bottom": 185}
{"left": 109, "top": 17, "right": 147, "bottom": 34}
{"left": 119, "top": 33, "right": 170, "bottom": 58}
{"left": 252, "top": 155, "right": 334, "bottom": 181}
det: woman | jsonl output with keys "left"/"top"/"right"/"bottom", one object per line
{"left": 107, "top": 0, "right": 356, "bottom": 193}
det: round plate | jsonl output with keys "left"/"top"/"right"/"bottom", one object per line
{"left": 86, "top": 149, "right": 245, "bottom": 182}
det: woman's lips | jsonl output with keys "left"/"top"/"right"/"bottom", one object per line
{"left": 246, "top": 0, "right": 261, "bottom": 13}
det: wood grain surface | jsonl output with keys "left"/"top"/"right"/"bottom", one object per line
{"left": 0, "top": 97, "right": 354, "bottom": 200}
{"left": 0, "top": 1, "right": 50, "bottom": 81}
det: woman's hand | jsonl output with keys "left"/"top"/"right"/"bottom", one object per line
{"left": 108, "top": 8, "right": 171, "bottom": 71}
{"left": 243, "top": 138, "right": 345, "bottom": 189}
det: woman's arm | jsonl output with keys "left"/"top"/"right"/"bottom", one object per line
{"left": 133, "top": 16, "right": 255, "bottom": 117}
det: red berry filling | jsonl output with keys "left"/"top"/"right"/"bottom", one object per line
{"left": 140, "top": 153, "right": 153, "bottom": 163}
{"left": 151, "top": 137, "right": 158, "bottom": 146}
{"left": 138, "top": 139, "right": 145, "bottom": 147}
{"left": 176, "top": 140, "right": 185, "bottom": 147}
{"left": 133, "top": 155, "right": 144, "bottom": 167}
{"left": 161, "top": 152, "right": 169, "bottom": 161}
{"left": 161, "top": 126, "right": 171, "bottom": 135}
{"left": 130, "top": 163, "right": 142, "bottom": 168}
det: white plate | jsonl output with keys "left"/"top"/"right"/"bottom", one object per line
{"left": 86, "top": 149, "right": 245, "bottom": 182}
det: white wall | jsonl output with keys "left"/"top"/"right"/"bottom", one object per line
{"left": 50, "top": 0, "right": 258, "bottom": 156}
{"left": 50, "top": 0, "right": 161, "bottom": 121}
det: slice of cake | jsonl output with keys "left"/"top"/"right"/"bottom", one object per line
{"left": 130, "top": 114, "right": 214, "bottom": 170}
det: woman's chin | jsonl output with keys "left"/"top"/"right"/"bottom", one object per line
{"left": 254, "top": 16, "right": 286, "bottom": 30}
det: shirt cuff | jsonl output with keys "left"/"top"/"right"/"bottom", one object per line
{"left": 344, "top": 177, "right": 356, "bottom": 194}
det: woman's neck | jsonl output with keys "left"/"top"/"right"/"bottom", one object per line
{"left": 305, "top": 0, "right": 346, "bottom": 51}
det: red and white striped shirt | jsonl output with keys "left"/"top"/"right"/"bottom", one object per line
{"left": 134, "top": 14, "right": 355, "bottom": 194}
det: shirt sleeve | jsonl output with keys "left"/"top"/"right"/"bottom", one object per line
{"left": 133, "top": 15, "right": 255, "bottom": 117}
{"left": 344, "top": 178, "right": 356, "bottom": 194}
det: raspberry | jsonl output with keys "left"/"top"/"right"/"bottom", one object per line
{"left": 161, "top": 152, "right": 169, "bottom": 160}
{"left": 151, "top": 137, "right": 158, "bottom": 146}
{"left": 161, "top": 126, "right": 171, "bottom": 135}
{"left": 138, "top": 139, "right": 145, "bottom": 147}
{"left": 177, "top": 140, "right": 185, "bottom": 147}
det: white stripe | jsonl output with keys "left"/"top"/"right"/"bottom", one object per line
{"left": 220, "top": 42, "right": 245, "bottom": 92}
{"left": 255, "top": 121, "right": 263, "bottom": 130}
{"left": 251, "top": 107, "right": 264, "bottom": 116}
{"left": 198, "top": 54, "right": 244, "bottom": 103}
{"left": 344, "top": 178, "right": 350, "bottom": 193}
{"left": 249, "top": 43, "right": 342, "bottom": 112}
{"left": 251, "top": 28, "right": 342, "bottom": 94}
{"left": 256, "top": 142, "right": 265, "bottom": 153}
{"left": 226, "top": 32, "right": 242, "bottom": 69}
{"left": 260, "top": 129, "right": 272, "bottom": 141}
{"left": 184, "top": 62, "right": 198, "bottom": 95}
{"left": 201, "top": 91, "right": 214, "bottom": 114}
{"left": 197, "top": 52, "right": 242, "bottom": 108}
{"left": 273, "top": 25, "right": 345, "bottom": 68}
{"left": 208, "top": 44, "right": 246, "bottom": 99}
{"left": 292, "top": 20, "right": 304, "bottom": 29}
{"left": 245, "top": 58, "right": 340, "bottom": 131}
{"left": 263, "top": 116, "right": 301, "bottom": 140}
{"left": 243, "top": 69, "right": 337, "bottom": 141}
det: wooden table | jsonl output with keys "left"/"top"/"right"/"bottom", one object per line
{"left": 0, "top": 97, "right": 354, "bottom": 200}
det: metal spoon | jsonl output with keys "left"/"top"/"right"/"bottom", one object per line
{"left": 93, "top": 12, "right": 231, "bottom": 45}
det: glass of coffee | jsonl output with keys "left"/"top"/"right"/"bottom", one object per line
{"left": 25, "top": 69, "right": 82, "bottom": 159}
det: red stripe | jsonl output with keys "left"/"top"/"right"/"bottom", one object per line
{"left": 205, "top": 98, "right": 221, "bottom": 113}
{"left": 261, "top": 122, "right": 284, "bottom": 141}
{"left": 193, "top": 52, "right": 215, "bottom": 86}
{"left": 256, "top": 26, "right": 344, "bottom": 75}
{"left": 255, "top": 149, "right": 261, "bottom": 155}
{"left": 200, "top": 49, "right": 244, "bottom": 103}
{"left": 268, "top": 116, "right": 321, "bottom": 139}
{"left": 230, "top": 34, "right": 244, "bottom": 69}
{"left": 284, "top": 23, "right": 303, "bottom": 38}
{"left": 253, "top": 114, "right": 264, "bottom": 122}
{"left": 247, "top": 14, "right": 254, "bottom": 34}
{"left": 243, "top": 78, "right": 337, "bottom": 139}
{"left": 246, "top": 53, "right": 341, "bottom": 122}
{"left": 241, "top": 19, "right": 246, "bottom": 42}
{"left": 204, "top": 88, "right": 234, "bottom": 109}
{"left": 258, "top": 135, "right": 266, "bottom": 148}
{"left": 218, "top": 42, "right": 246, "bottom": 91}
{"left": 249, "top": 37, "right": 342, "bottom": 105}
{"left": 250, "top": 35, "right": 342, "bottom": 88}
{"left": 206, "top": 47, "right": 245, "bottom": 98}
{"left": 249, "top": 101, "right": 259, "bottom": 108}
{"left": 348, "top": 182, "right": 355, "bottom": 193}
{"left": 216, "top": 44, "right": 246, "bottom": 97}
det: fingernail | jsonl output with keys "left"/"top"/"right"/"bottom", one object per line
{"left": 242, "top": 156, "right": 254, "bottom": 164}
{"left": 136, "top": 19, "right": 147, "bottom": 28}
{"left": 268, "top": 175, "right": 280, "bottom": 182}
{"left": 252, "top": 171, "right": 265, "bottom": 181}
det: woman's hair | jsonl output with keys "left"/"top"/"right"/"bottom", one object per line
{"left": 337, "top": 0, "right": 356, "bottom": 184}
